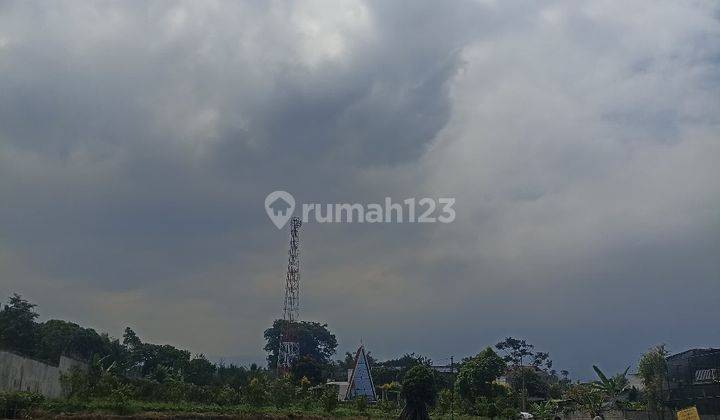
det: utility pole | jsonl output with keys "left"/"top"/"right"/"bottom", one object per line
{"left": 451, "top": 355, "right": 455, "bottom": 420}
{"left": 521, "top": 354, "right": 527, "bottom": 412}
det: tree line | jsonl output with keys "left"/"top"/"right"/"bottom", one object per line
{"left": 0, "top": 293, "right": 670, "bottom": 419}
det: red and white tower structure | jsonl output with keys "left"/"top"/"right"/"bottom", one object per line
{"left": 278, "top": 216, "right": 301, "bottom": 373}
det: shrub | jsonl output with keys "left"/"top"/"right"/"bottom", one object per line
{"left": 531, "top": 400, "right": 558, "bottom": 420}
{"left": 109, "top": 384, "right": 135, "bottom": 415}
{"left": 501, "top": 407, "right": 519, "bottom": 419}
{"left": 213, "top": 385, "right": 240, "bottom": 406}
{"left": 0, "top": 391, "right": 45, "bottom": 419}
{"left": 473, "top": 396, "right": 498, "bottom": 418}
{"left": 93, "top": 372, "right": 122, "bottom": 398}
{"left": 162, "top": 379, "right": 192, "bottom": 402}
{"left": 270, "top": 376, "right": 295, "bottom": 408}
{"left": 297, "top": 377, "right": 313, "bottom": 410}
{"left": 322, "top": 386, "right": 339, "bottom": 413}
{"left": 41, "top": 398, "right": 88, "bottom": 414}
{"left": 187, "top": 384, "right": 214, "bottom": 404}
{"left": 435, "top": 388, "right": 453, "bottom": 415}
{"left": 378, "top": 398, "right": 397, "bottom": 414}
{"left": 353, "top": 395, "right": 368, "bottom": 413}
{"left": 244, "top": 377, "right": 267, "bottom": 407}
{"left": 60, "top": 366, "right": 91, "bottom": 399}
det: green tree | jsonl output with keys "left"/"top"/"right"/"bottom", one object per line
{"left": 400, "top": 365, "right": 437, "bottom": 420}
{"left": 216, "top": 362, "right": 249, "bottom": 389}
{"left": 496, "top": 337, "right": 535, "bottom": 410}
{"left": 455, "top": 347, "right": 506, "bottom": 403}
{"left": 592, "top": 365, "right": 629, "bottom": 410}
{"left": 506, "top": 367, "right": 550, "bottom": 399}
{"left": 121, "top": 327, "right": 197, "bottom": 382}
{"left": 185, "top": 355, "right": 216, "bottom": 386}
{"left": 263, "top": 320, "right": 338, "bottom": 369}
{"left": 567, "top": 383, "right": 605, "bottom": 418}
{"left": 291, "top": 355, "right": 324, "bottom": 384}
{"left": 0, "top": 294, "right": 39, "bottom": 355}
{"left": 372, "top": 353, "right": 429, "bottom": 386}
{"left": 36, "top": 320, "right": 113, "bottom": 364}
{"left": 638, "top": 344, "right": 668, "bottom": 419}
{"left": 35, "top": 319, "right": 81, "bottom": 363}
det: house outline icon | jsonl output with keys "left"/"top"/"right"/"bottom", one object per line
{"left": 269, "top": 197, "right": 292, "bottom": 216}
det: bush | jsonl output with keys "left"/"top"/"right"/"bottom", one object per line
{"left": 378, "top": 397, "right": 397, "bottom": 414}
{"left": 270, "top": 376, "right": 294, "bottom": 408}
{"left": 501, "top": 407, "right": 519, "bottom": 419}
{"left": 187, "top": 384, "right": 214, "bottom": 404}
{"left": 297, "top": 377, "right": 313, "bottom": 410}
{"left": 322, "top": 386, "right": 339, "bottom": 413}
{"left": 435, "top": 388, "right": 454, "bottom": 415}
{"left": 0, "top": 391, "right": 45, "bottom": 419}
{"left": 531, "top": 400, "right": 558, "bottom": 420}
{"left": 41, "top": 398, "right": 88, "bottom": 414}
{"left": 93, "top": 372, "right": 122, "bottom": 398}
{"left": 109, "top": 384, "right": 135, "bottom": 415}
{"left": 161, "top": 379, "right": 192, "bottom": 402}
{"left": 60, "top": 366, "right": 91, "bottom": 399}
{"left": 353, "top": 395, "right": 368, "bottom": 413}
{"left": 244, "top": 377, "right": 266, "bottom": 407}
{"left": 213, "top": 385, "right": 240, "bottom": 406}
{"left": 473, "top": 396, "right": 498, "bottom": 418}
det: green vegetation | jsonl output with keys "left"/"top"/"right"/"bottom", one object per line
{"left": 530, "top": 400, "right": 558, "bottom": 420}
{"left": 592, "top": 365, "right": 630, "bottom": 410}
{"left": 638, "top": 344, "right": 669, "bottom": 419}
{"left": 400, "top": 364, "right": 437, "bottom": 420}
{"left": 0, "top": 391, "right": 45, "bottom": 419}
{"left": 263, "top": 319, "right": 338, "bottom": 371}
{"left": 0, "top": 294, "right": 671, "bottom": 418}
{"left": 456, "top": 347, "right": 506, "bottom": 403}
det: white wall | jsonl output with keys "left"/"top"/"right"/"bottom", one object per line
{"left": 0, "top": 350, "right": 87, "bottom": 398}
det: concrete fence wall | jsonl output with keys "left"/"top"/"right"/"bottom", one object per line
{"left": 0, "top": 350, "right": 87, "bottom": 398}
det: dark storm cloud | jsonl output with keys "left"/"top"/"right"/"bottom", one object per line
{"left": 0, "top": 0, "right": 484, "bottom": 356}
{"left": 1, "top": 0, "right": 719, "bottom": 377}
{"left": 0, "top": 0, "right": 478, "bottom": 278}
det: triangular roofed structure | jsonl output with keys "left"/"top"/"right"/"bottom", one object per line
{"left": 344, "top": 345, "right": 377, "bottom": 401}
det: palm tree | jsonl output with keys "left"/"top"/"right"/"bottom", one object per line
{"left": 592, "top": 365, "right": 630, "bottom": 414}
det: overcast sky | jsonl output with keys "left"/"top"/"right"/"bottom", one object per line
{"left": 1, "top": 0, "right": 719, "bottom": 379}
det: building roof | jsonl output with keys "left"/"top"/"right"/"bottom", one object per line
{"left": 344, "top": 345, "right": 377, "bottom": 401}
{"left": 668, "top": 348, "right": 720, "bottom": 361}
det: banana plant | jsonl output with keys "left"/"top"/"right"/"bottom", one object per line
{"left": 530, "top": 400, "right": 558, "bottom": 420}
{"left": 592, "top": 365, "right": 630, "bottom": 410}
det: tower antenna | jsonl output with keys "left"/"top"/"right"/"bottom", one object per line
{"left": 278, "top": 216, "right": 301, "bottom": 374}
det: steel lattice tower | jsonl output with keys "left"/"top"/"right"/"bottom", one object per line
{"left": 278, "top": 216, "right": 301, "bottom": 373}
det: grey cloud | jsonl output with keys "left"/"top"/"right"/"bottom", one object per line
{"left": 0, "top": 0, "right": 719, "bottom": 378}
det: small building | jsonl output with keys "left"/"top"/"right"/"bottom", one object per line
{"left": 327, "top": 345, "right": 377, "bottom": 402}
{"left": 666, "top": 348, "right": 720, "bottom": 414}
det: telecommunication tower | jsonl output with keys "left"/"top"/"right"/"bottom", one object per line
{"left": 278, "top": 216, "right": 301, "bottom": 373}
